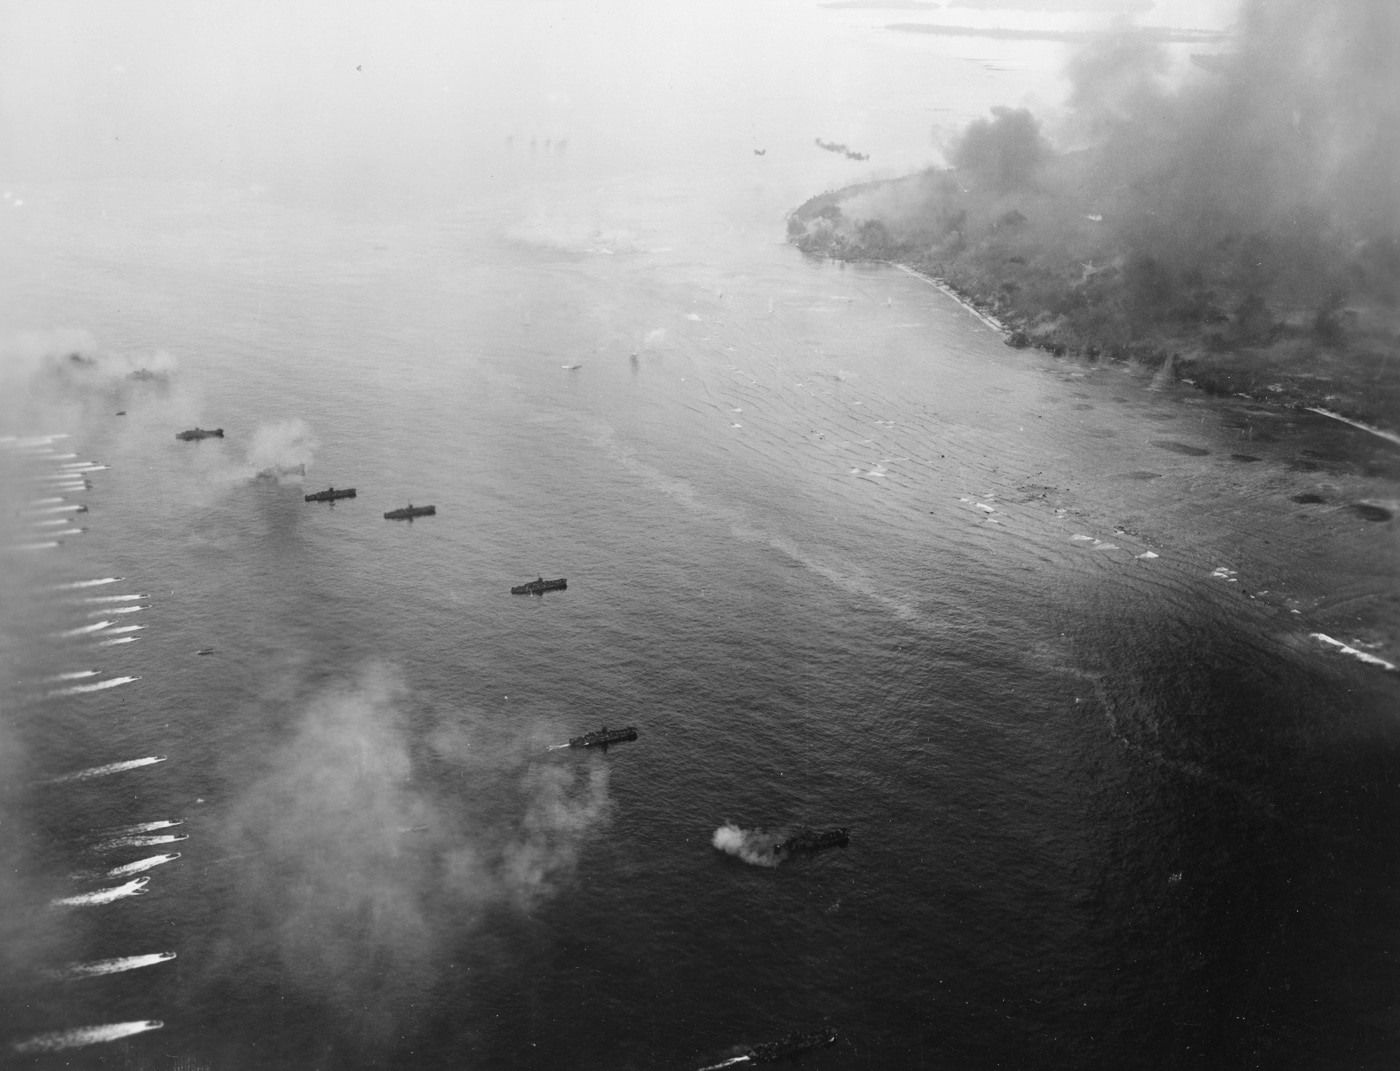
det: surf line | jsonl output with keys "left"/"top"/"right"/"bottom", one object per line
{"left": 12, "top": 1021, "right": 163, "bottom": 1053}
{"left": 1303, "top": 408, "right": 1400, "bottom": 449}
{"left": 894, "top": 263, "right": 1006, "bottom": 332}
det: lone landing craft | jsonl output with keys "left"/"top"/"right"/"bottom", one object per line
{"left": 175, "top": 428, "right": 223, "bottom": 441}
{"left": 776, "top": 828, "right": 849, "bottom": 855}
{"left": 511, "top": 576, "right": 567, "bottom": 595}
{"left": 305, "top": 486, "right": 356, "bottom": 502}
{"left": 549, "top": 726, "right": 637, "bottom": 751}
{"left": 698, "top": 1028, "right": 839, "bottom": 1069}
{"left": 383, "top": 504, "right": 435, "bottom": 520}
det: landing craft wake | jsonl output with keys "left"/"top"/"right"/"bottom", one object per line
{"left": 97, "top": 636, "right": 138, "bottom": 646}
{"left": 101, "top": 819, "right": 183, "bottom": 836}
{"left": 56, "top": 620, "right": 112, "bottom": 637}
{"left": 96, "top": 833, "right": 188, "bottom": 851}
{"left": 107, "top": 853, "right": 180, "bottom": 877}
{"left": 50, "top": 577, "right": 122, "bottom": 589}
{"left": 51, "top": 876, "right": 149, "bottom": 906}
{"left": 84, "top": 594, "right": 147, "bottom": 602}
{"left": 43, "top": 756, "right": 166, "bottom": 784}
{"left": 46, "top": 676, "right": 138, "bottom": 697}
{"left": 12, "top": 1021, "right": 163, "bottom": 1053}
{"left": 42, "top": 670, "right": 99, "bottom": 682}
{"left": 43, "top": 952, "right": 176, "bottom": 980}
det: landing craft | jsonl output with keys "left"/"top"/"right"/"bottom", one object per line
{"left": 175, "top": 428, "right": 223, "bottom": 441}
{"left": 548, "top": 725, "right": 637, "bottom": 751}
{"left": 305, "top": 486, "right": 356, "bottom": 502}
{"left": 384, "top": 504, "right": 435, "bottom": 520}
{"left": 512, "top": 576, "right": 567, "bottom": 595}
{"left": 698, "top": 1028, "right": 839, "bottom": 1069}
{"left": 776, "top": 827, "right": 849, "bottom": 855}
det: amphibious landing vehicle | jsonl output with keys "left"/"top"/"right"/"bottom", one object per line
{"left": 305, "top": 486, "right": 356, "bottom": 502}
{"left": 511, "top": 577, "right": 567, "bottom": 595}
{"left": 568, "top": 726, "right": 637, "bottom": 749}
{"left": 175, "top": 428, "right": 223, "bottom": 441}
{"left": 383, "top": 504, "right": 435, "bottom": 520}
{"left": 745, "top": 1028, "right": 839, "bottom": 1063}
{"left": 776, "top": 828, "right": 849, "bottom": 855}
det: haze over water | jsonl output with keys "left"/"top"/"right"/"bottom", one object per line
{"left": 1, "top": 2, "right": 1397, "bottom": 1069}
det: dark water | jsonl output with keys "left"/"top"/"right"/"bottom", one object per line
{"left": 2, "top": 7, "right": 1399, "bottom": 1070}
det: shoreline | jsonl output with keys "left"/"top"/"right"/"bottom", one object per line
{"left": 787, "top": 179, "right": 1400, "bottom": 443}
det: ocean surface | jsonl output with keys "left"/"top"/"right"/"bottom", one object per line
{"left": 1, "top": 4, "right": 1398, "bottom": 1069}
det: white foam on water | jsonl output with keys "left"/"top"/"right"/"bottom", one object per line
{"left": 96, "top": 636, "right": 138, "bottom": 646}
{"left": 99, "top": 625, "right": 145, "bottom": 635}
{"left": 12, "top": 1020, "right": 163, "bottom": 1053}
{"left": 1311, "top": 633, "right": 1398, "bottom": 672}
{"left": 1137, "top": 551, "right": 1160, "bottom": 559}
{"left": 96, "top": 833, "right": 188, "bottom": 851}
{"left": 44, "top": 756, "right": 166, "bottom": 784}
{"left": 46, "top": 676, "right": 139, "bottom": 697}
{"left": 49, "top": 528, "right": 84, "bottom": 537}
{"left": 101, "top": 819, "right": 183, "bottom": 836}
{"left": 90, "top": 605, "right": 143, "bottom": 616}
{"left": 84, "top": 594, "right": 148, "bottom": 602}
{"left": 42, "top": 952, "right": 176, "bottom": 980}
{"left": 27, "top": 504, "right": 85, "bottom": 513}
{"left": 31, "top": 518, "right": 73, "bottom": 526}
{"left": 107, "top": 853, "right": 181, "bottom": 878}
{"left": 58, "top": 460, "right": 96, "bottom": 469}
{"left": 51, "top": 577, "right": 122, "bottom": 589}
{"left": 28, "top": 497, "right": 64, "bottom": 505}
{"left": 42, "top": 670, "right": 99, "bottom": 682}
{"left": 57, "top": 620, "right": 113, "bottom": 637}
{"left": 7, "top": 541, "right": 59, "bottom": 550}
{"left": 51, "top": 875, "right": 150, "bottom": 906}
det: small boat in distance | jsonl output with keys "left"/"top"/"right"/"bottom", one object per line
{"left": 567, "top": 726, "right": 637, "bottom": 749}
{"left": 305, "top": 486, "right": 356, "bottom": 502}
{"left": 745, "top": 1027, "right": 839, "bottom": 1064}
{"left": 776, "top": 827, "right": 849, "bottom": 855}
{"left": 511, "top": 576, "right": 567, "bottom": 595}
{"left": 175, "top": 428, "right": 223, "bottom": 441}
{"left": 383, "top": 504, "right": 436, "bottom": 520}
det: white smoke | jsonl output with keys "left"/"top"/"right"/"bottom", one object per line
{"left": 711, "top": 823, "right": 780, "bottom": 868}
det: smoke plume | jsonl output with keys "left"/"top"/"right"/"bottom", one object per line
{"left": 214, "top": 665, "right": 612, "bottom": 1041}
{"left": 711, "top": 823, "right": 780, "bottom": 868}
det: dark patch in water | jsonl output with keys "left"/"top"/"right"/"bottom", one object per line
{"left": 1291, "top": 493, "right": 1326, "bottom": 505}
{"left": 1231, "top": 454, "right": 1262, "bottom": 462}
{"left": 1145, "top": 412, "right": 1177, "bottom": 421}
{"left": 1151, "top": 440, "right": 1211, "bottom": 457}
{"left": 1289, "top": 459, "right": 1321, "bottom": 472}
{"left": 1073, "top": 403, "right": 1095, "bottom": 411}
{"left": 1350, "top": 503, "right": 1393, "bottom": 522}
{"left": 1118, "top": 471, "right": 1163, "bottom": 480}
{"left": 1085, "top": 428, "right": 1117, "bottom": 438}
{"left": 1112, "top": 396, "right": 1129, "bottom": 403}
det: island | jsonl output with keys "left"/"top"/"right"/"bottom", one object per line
{"left": 786, "top": 19, "right": 1399, "bottom": 437}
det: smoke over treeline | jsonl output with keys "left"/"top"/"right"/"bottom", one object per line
{"left": 789, "top": 0, "right": 1400, "bottom": 417}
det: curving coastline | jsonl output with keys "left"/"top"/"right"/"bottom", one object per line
{"left": 787, "top": 170, "right": 1400, "bottom": 439}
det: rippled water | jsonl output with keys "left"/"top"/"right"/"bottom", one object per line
{"left": 3, "top": 5, "right": 1399, "bottom": 1069}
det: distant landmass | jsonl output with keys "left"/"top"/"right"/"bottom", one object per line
{"left": 887, "top": 23, "right": 1228, "bottom": 43}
